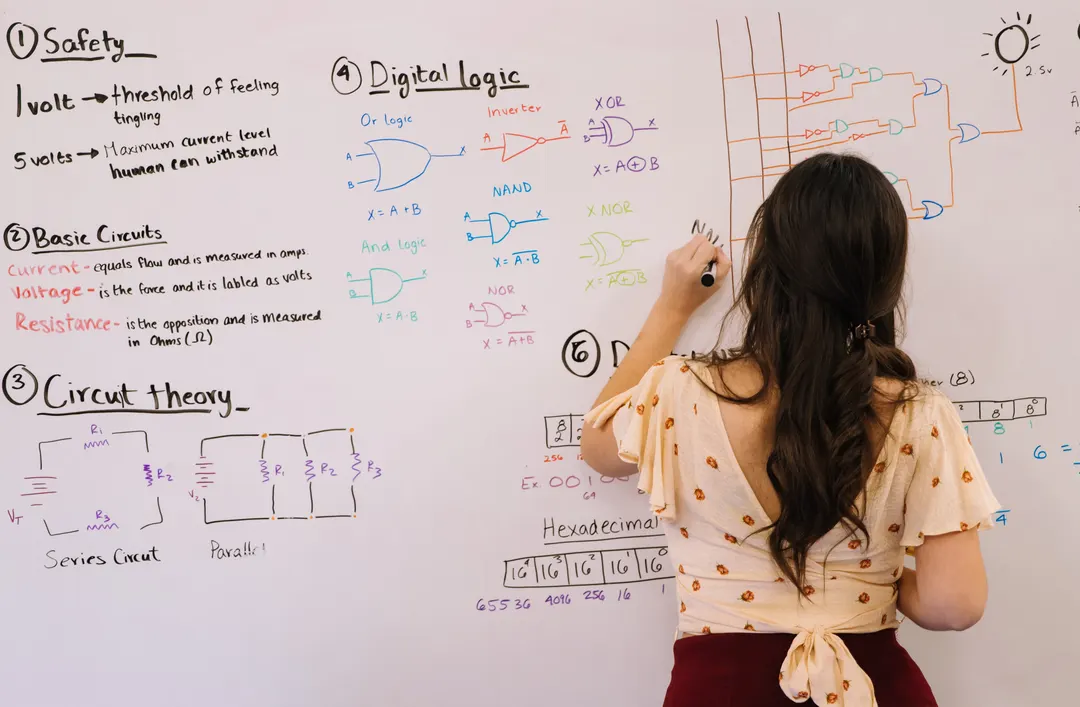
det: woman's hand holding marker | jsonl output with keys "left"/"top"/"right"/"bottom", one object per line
{"left": 657, "top": 230, "right": 730, "bottom": 318}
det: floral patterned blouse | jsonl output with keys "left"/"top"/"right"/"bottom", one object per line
{"left": 584, "top": 356, "right": 1000, "bottom": 707}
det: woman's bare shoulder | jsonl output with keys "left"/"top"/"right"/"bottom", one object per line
{"left": 697, "top": 356, "right": 770, "bottom": 401}
{"left": 695, "top": 358, "right": 931, "bottom": 413}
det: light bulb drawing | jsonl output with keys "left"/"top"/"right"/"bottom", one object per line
{"left": 349, "top": 138, "right": 464, "bottom": 192}
{"left": 983, "top": 12, "right": 1039, "bottom": 75}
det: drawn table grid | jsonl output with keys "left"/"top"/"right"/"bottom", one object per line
{"left": 543, "top": 414, "right": 585, "bottom": 449}
{"left": 503, "top": 546, "right": 672, "bottom": 589}
{"left": 954, "top": 397, "right": 1046, "bottom": 423}
{"left": 544, "top": 400, "right": 1047, "bottom": 443}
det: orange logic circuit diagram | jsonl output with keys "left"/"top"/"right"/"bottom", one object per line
{"left": 715, "top": 12, "right": 1025, "bottom": 292}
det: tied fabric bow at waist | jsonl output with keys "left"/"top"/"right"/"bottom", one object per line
{"left": 780, "top": 626, "right": 876, "bottom": 706}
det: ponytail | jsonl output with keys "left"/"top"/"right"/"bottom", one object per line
{"left": 700, "top": 153, "right": 916, "bottom": 590}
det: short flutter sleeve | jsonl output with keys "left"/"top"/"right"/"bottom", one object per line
{"left": 900, "top": 392, "right": 1001, "bottom": 547}
{"left": 584, "top": 357, "right": 679, "bottom": 519}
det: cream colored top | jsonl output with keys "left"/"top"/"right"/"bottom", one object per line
{"left": 585, "top": 356, "right": 1000, "bottom": 707}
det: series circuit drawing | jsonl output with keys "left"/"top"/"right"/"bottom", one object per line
{"left": 349, "top": 138, "right": 465, "bottom": 192}
{"left": 713, "top": 11, "right": 1026, "bottom": 295}
{"left": 579, "top": 231, "right": 648, "bottom": 267}
{"left": 583, "top": 116, "right": 658, "bottom": 146}
{"left": 347, "top": 268, "right": 426, "bottom": 304}
{"left": 21, "top": 426, "right": 167, "bottom": 538}
{"left": 465, "top": 211, "right": 549, "bottom": 245}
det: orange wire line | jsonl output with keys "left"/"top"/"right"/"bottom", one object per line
{"left": 884, "top": 71, "right": 920, "bottom": 87}
{"left": 983, "top": 65, "right": 1023, "bottom": 134}
{"left": 896, "top": 179, "right": 926, "bottom": 212}
{"left": 729, "top": 135, "right": 801, "bottom": 144}
{"left": 725, "top": 69, "right": 798, "bottom": 80}
{"left": 788, "top": 94, "right": 854, "bottom": 112}
{"left": 944, "top": 84, "right": 952, "bottom": 133}
{"left": 724, "top": 63, "right": 831, "bottom": 81}
{"left": 720, "top": 21, "right": 1024, "bottom": 229}
{"left": 790, "top": 138, "right": 849, "bottom": 154}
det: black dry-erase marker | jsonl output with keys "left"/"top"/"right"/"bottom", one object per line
{"left": 691, "top": 219, "right": 722, "bottom": 287}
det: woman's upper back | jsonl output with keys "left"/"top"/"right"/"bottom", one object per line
{"left": 585, "top": 355, "right": 1000, "bottom": 633}
{"left": 710, "top": 356, "right": 912, "bottom": 525}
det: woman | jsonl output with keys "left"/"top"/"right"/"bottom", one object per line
{"left": 581, "top": 153, "right": 999, "bottom": 707}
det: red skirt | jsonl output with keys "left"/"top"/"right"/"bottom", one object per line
{"left": 664, "top": 629, "right": 937, "bottom": 706}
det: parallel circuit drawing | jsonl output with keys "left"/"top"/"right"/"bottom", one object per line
{"left": 196, "top": 428, "right": 382, "bottom": 524}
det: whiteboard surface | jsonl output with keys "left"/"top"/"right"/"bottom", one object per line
{"left": 1, "top": 1, "right": 1078, "bottom": 705}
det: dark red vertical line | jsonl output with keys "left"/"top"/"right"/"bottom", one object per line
{"left": 746, "top": 16, "right": 765, "bottom": 201}
{"left": 778, "top": 13, "right": 792, "bottom": 168}
{"left": 715, "top": 20, "right": 736, "bottom": 298}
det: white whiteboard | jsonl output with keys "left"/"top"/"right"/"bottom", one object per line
{"left": 2, "top": 1, "right": 1078, "bottom": 704}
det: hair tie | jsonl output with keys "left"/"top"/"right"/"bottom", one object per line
{"left": 852, "top": 321, "right": 876, "bottom": 341}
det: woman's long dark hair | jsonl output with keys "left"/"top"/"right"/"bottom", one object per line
{"left": 702, "top": 152, "right": 917, "bottom": 590}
